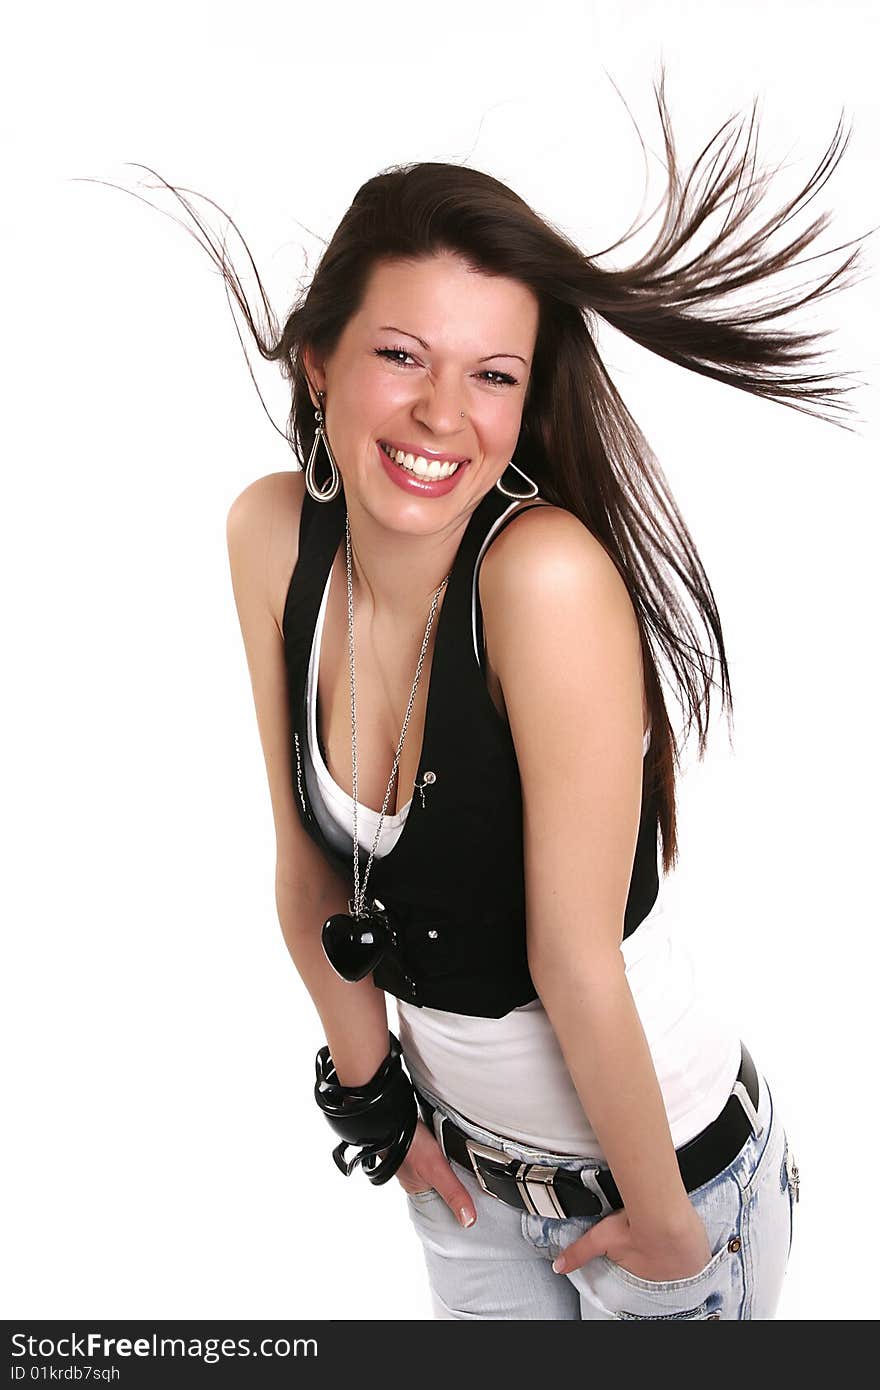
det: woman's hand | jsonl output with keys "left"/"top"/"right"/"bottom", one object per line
{"left": 551, "top": 1202, "right": 713, "bottom": 1279}
{"left": 394, "top": 1118, "right": 478, "bottom": 1229}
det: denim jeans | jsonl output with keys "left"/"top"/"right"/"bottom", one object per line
{"left": 405, "top": 1064, "right": 798, "bottom": 1319}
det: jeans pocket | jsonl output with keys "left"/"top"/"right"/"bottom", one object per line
{"left": 406, "top": 1186, "right": 442, "bottom": 1204}
{"left": 572, "top": 1171, "right": 743, "bottom": 1320}
{"left": 600, "top": 1238, "right": 727, "bottom": 1293}
{"left": 598, "top": 1236, "right": 729, "bottom": 1319}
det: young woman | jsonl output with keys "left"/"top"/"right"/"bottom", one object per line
{"left": 215, "top": 87, "right": 864, "bottom": 1318}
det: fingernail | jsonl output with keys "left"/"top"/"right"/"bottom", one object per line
{"left": 460, "top": 1208, "right": 475, "bottom": 1227}
{"left": 552, "top": 1257, "right": 564, "bottom": 1273}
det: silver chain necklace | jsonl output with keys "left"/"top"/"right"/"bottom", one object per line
{"left": 344, "top": 510, "right": 451, "bottom": 918}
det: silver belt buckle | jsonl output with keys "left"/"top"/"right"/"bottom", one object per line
{"left": 464, "top": 1138, "right": 566, "bottom": 1218}
{"left": 463, "top": 1137, "right": 512, "bottom": 1201}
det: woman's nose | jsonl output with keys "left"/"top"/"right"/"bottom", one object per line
{"left": 412, "top": 372, "right": 469, "bottom": 435}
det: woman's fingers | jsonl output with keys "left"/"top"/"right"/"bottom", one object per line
{"left": 551, "top": 1210, "right": 626, "bottom": 1274}
{"left": 551, "top": 1207, "right": 714, "bottom": 1279}
{"left": 397, "top": 1119, "right": 477, "bottom": 1227}
{"left": 431, "top": 1162, "right": 477, "bottom": 1227}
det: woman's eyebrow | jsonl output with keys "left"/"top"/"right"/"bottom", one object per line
{"left": 378, "top": 325, "right": 528, "bottom": 365}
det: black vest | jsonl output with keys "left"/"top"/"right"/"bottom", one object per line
{"left": 282, "top": 482, "right": 660, "bottom": 1019}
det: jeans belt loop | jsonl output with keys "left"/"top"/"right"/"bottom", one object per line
{"left": 432, "top": 1108, "right": 448, "bottom": 1157}
{"left": 732, "top": 1076, "right": 763, "bottom": 1139}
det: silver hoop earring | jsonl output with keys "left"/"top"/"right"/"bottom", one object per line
{"left": 495, "top": 460, "right": 539, "bottom": 499}
{"left": 305, "top": 391, "right": 341, "bottom": 502}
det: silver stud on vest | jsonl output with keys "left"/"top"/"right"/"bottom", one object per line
{"left": 415, "top": 770, "right": 437, "bottom": 810}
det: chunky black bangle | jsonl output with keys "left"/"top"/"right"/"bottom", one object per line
{"left": 314, "top": 1029, "right": 417, "bottom": 1186}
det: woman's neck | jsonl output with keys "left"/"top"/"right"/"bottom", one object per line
{"left": 341, "top": 499, "right": 473, "bottom": 629}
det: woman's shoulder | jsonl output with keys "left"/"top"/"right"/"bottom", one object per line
{"left": 479, "top": 498, "right": 614, "bottom": 605}
{"left": 226, "top": 469, "right": 305, "bottom": 635}
{"left": 478, "top": 497, "right": 651, "bottom": 769}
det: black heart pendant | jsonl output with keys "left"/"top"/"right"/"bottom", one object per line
{"left": 322, "top": 898, "right": 392, "bottom": 982}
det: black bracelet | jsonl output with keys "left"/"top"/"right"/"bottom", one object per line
{"left": 314, "top": 1029, "right": 417, "bottom": 1186}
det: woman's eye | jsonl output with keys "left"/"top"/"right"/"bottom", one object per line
{"left": 373, "top": 347, "right": 516, "bottom": 389}
{"left": 375, "top": 347, "right": 417, "bottom": 368}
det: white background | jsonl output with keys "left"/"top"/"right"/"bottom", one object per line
{"left": 3, "top": 0, "right": 878, "bottom": 1323}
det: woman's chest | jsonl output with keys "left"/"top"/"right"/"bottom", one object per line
{"left": 315, "top": 550, "right": 509, "bottom": 818}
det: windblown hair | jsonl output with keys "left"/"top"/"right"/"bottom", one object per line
{"left": 83, "top": 69, "right": 873, "bottom": 873}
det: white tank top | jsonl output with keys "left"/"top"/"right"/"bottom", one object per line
{"left": 302, "top": 528, "right": 742, "bottom": 1158}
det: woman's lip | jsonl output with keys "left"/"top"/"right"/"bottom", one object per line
{"left": 379, "top": 438, "right": 471, "bottom": 465}
{"left": 376, "top": 440, "right": 469, "bottom": 496}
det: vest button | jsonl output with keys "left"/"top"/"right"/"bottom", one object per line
{"left": 727, "top": 1236, "right": 741, "bottom": 1253}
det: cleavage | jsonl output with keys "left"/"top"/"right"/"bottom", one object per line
{"left": 316, "top": 549, "right": 439, "bottom": 817}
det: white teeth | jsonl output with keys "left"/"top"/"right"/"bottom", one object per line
{"left": 380, "top": 442, "right": 463, "bottom": 478}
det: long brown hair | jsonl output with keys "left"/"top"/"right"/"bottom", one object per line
{"left": 77, "top": 69, "right": 874, "bottom": 873}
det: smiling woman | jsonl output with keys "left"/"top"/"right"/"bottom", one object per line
{"left": 97, "top": 65, "right": 867, "bottom": 1318}
{"left": 294, "top": 252, "right": 541, "bottom": 533}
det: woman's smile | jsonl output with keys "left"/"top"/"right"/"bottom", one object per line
{"left": 375, "top": 439, "right": 471, "bottom": 497}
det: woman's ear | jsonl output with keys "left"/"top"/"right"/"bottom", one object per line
{"left": 301, "top": 343, "right": 326, "bottom": 408}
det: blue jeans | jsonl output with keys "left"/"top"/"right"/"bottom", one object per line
{"left": 405, "top": 1065, "right": 797, "bottom": 1319}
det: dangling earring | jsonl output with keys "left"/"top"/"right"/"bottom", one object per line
{"left": 305, "top": 390, "right": 341, "bottom": 502}
{"left": 495, "top": 459, "right": 539, "bottom": 499}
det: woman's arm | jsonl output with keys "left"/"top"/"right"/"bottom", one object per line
{"left": 480, "top": 506, "right": 697, "bottom": 1234}
{"left": 225, "top": 472, "right": 390, "bottom": 1086}
{"left": 226, "top": 474, "right": 480, "bottom": 1223}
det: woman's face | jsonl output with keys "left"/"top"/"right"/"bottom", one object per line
{"left": 304, "top": 250, "right": 540, "bottom": 532}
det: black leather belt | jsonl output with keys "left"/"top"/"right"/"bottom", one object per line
{"left": 413, "top": 1040, "right": 761, "bottom": 1220}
